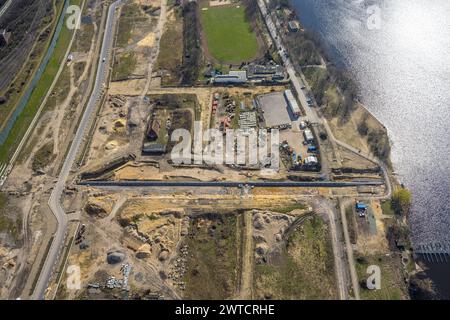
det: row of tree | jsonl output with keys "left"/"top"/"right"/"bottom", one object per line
{"left": 180, "top": 2, "right": 202, "bottom": 85}
{"left": 242, "top": 0, "right": 259, "bottom": 21}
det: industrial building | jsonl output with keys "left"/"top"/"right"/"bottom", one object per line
{"left": 213, "top": 70, "right": 247, "bottom": 84}
{"left": 246, "top": 64, "right": 285, "bottom": 81}
{"left": 142, "top": 143, "right": 166, "bottom": 155}
{"left": 0, "top": 29, "right": 11, "bottom": 46}
{"left": 284, "top": 89, "right": 301, "bottom": 116}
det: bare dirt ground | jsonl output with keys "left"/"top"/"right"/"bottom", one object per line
{"left": 55, "top": 187, "right": 320, "bottom": 299}
{"left": 329, "top": 104, "right": 387, "bottom": 156}
{"left": 236, "top": 210, "right": 254, "bottom": 299}
{"left": 112, "top": 0, "right": 160, "bottom": 81}
{"left": 355, "top": 199, "right": 390, "bottom": 255}
{"left": 85, "top": 84, "right": 320, "bottom": 184}
{"left": 0, "top": 0, "right": 105, "bottom": 299}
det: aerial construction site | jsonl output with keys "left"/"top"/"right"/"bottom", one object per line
{"left": 0, "top": 0, "right": 428, "bottom": 302}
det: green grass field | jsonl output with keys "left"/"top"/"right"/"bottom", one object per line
{"left": 0, "top": 0, "right": 81, "bottom": 163}
{"left": 112, "top": 52, "right": 137, "bottom": 81}
{"left": 200, "top": 5, "right": 259, "bottom": 63}
{"left": 355, "top": 253, "right": 405, "bottom": 300}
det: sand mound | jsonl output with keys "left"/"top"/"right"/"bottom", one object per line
{"left": 137, "top": 33, "right": 155, "bottom": 47}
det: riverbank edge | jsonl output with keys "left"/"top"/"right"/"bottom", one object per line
{"left": 276, "top": 0, "right": 436, "bottom": 299}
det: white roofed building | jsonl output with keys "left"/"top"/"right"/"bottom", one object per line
{"left": 284, "top": 89, "right": 301, "bottom": 116}
{"left": 303, "top": 128, "right": 314, "bottom": 143}
{"left": 213, "top": 70, "right": 247, "bottom": 84}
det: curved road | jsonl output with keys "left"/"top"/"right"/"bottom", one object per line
{"left": 258, "top": 0, "right": 393, "bottom": 300}
{"left": 0, "top": 0, "right": 12, "bottom": 19}
{"left": 258, "top": 0, "right": 392, "bottom": 200}
{"left": 30, "top": 0, "right": 391, "bottom": 299}
{"left": 31, "top": 0, "right": 122, "bottom": 300}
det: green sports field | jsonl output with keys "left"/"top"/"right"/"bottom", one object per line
{"left": 200, "top": 5, "right": 259, "bottom": 63}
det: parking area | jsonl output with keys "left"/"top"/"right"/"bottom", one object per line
{"left": 256, "top": 91, "right": 293, "bottom": 129}
{"left": 279, "top": 129, "right": 308, "bottom": 163}
{"left": 255, "top": 91, "right": 320, "bottom": 171}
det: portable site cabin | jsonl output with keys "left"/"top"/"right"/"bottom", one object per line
{"left": 284, "top": 89, "right": 301, "bottom": 116}
{"left": 356, "top": 203, "right": 367, "bottom": 211}
{"left": 303, "top": 129, "right": 314, "bottom": 144}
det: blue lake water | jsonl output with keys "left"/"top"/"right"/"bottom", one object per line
{"left": 291, "top": 0, "right": 450, "bottom": 296}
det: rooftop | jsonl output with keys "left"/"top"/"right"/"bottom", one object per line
{"left": 257, "top": 92, "right": 292, "bottom": 128}
{"left": 247, "top": 64, "right": 284, "bottom": 79}
{"left": 213, "top": 70, "right": 247, "bottom": 83}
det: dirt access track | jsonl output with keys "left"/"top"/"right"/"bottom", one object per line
{"left": 54, "top": 186, "right": 321, "bottom": 300}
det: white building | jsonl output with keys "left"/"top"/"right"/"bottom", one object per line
{"left": 303, "top": 128, "right": 314, "bottom": 143}
{"left": 213, "top": 70, "right": 247, "bottom": 84}
{"left": 304, "top": 155, "right": 318, "bottom": 166}
{"left": 284, "top": 89, "right": 301, "bottom": 116}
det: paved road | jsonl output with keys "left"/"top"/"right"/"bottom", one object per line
{"left": 257, "top": 0, "right": 395, "bottom": 300}
{"left": 0, "top": 0, "right": 12, "bottom": 19}
{"left": 31, "top": 0, "right": 122, "bottom": 300}
{"left": 258, "top": 0, "right": 319, "bottom": 124}
{"left": 78, "top": 179, "right": 383, "bottom": 188}
{"left": 258, "top": 0, "right": 392, "bottom": 200}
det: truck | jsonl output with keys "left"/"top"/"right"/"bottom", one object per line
{"left": 307, "top": 145, "right": 317, "bottom": 153}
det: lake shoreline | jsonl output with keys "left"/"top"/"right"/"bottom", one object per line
{"left": 273, "top": 0, "right": 440, "bottom": 299}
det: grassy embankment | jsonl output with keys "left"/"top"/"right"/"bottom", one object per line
{"left": 0, "top": 0, "right": 56, "bottom": 127}
{"left": 155, "top": 5, "right": 183, "bottom": 86}
{"left": 183, "top": 214, "right": 240, "bottom": 299}
{"left": 0, "top": 0, "right": 82, "bottom": 164}
{"left": 32, "top": 141, "right": 55, "bottom": 171}
{"left": 0, "top": 192, "right": 21, "bottom": 241}
{"left": 355, "top": 253, "right": 406, "bottom": 300}
{"left": 381, "top": 200, "right": 395, "bottom": 216}
{"left": 200, "top": 5, "right": 259, "bottom": 63}
{"left": 345, "top": 205, "right": 358, "bottom": 244}
{"left": 254, "top": 216, "right": 338, "bottom": 299}
{"left": 111, "top": 2, "right": 145, "bottom": 81}
{"left": 17, "top": 1, "right": 94, "bottom": 164}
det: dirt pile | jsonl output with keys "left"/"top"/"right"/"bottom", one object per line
{"left": 252, "top": 211, "right": 296, "bottom": 264}
{"left": 136, "top": 243, "right": 152, "bottom": 259}
{"left": 85, "top": 199, "right": 111, "bottom": 218}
